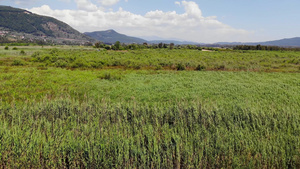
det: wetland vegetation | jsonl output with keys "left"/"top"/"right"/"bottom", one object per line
{"left": 0, "top": 45, "right": 299, "bottom": 168}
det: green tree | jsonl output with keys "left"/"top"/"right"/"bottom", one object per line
{"left": 94, "top": 42, "right": 101, "bottom": 48}
{"left": 114, "top": 41, "right": 121, "bottom": 50}
{"left": 158, "top": 42, "right": 163, "bottom": 48}
{"left": 170, "top": 43, "right": 174, "bottom": 50}
{"left": 256, "top": 44, "right": 262, "bottom": 50}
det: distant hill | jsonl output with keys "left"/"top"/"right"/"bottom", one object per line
{"left": 84, "top": 30, "right": 147, "bottom": 44}
{"left": 85, "top": 29, "right": 203, "bottom": 45}
{"left": 148, "top": 40, "right": 202, "bottom": 45}
{"left": 256, "top": 37, "right": 300, "bottom": 47}
{"left": 0, "top": 6, "right": 93, "bottom": 44}
{"left": 215, "top": 37, "right": 300, "bottom": 47}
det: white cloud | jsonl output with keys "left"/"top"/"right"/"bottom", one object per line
{"left": 74, "top": 0, "right": 98, "bottom": 11}
{"left": 29, "top": 1, "right": 251, "bottom": 43}
{"left": 175, "top": 1, "right": 181, "bottom": 6}
{"left": 6, "top": 0, "right": 36, "bottom": 5}
{"left": 98, "top": 0, "right": 119, "bottom": 6}
{"left": 181, "top": 1, "right": 203, "bottom": 19}
{"left": 59, "top": 0, "right": 71, "bottom": 2}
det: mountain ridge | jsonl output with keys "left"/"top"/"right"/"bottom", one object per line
{"left": 84, "top": 29, "right": 202, "bottom": 45}
{"left": 85, "top": 29, "right": 300, "bottom": 47}
{"left": 215, "top": 37, "right": 300, "bottom": 47}
{"left": 84, "top": 29, "right": 146, "bottom": 44}
{"left": 0, "top": 5, "right": 94, "bottom": 44}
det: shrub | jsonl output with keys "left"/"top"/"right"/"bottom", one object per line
{"left": 98, "top": 72, "right": 122, "bottom": 80}
{"left": 176, "top": 63, "right": 186, "bottom": 71}
{"left": 214, "top": 64, "right": 225, "bottom": 70}
{"left": 55, "top": 60, "right": 68, "bottom": 68}
{"left": 71, "top": 58, "right": 90, "bottom": 68}
{"left": 31, "top": 51, "right": 41, "bottom": 58}
{"left": 155, "top": 65, "right": 163, "bottom": 70}
{"left": 11, "top": 59, "right": 25, "bottom": 66}
{"left": 20, "top": 50, "right": 26, "bottom": 55}
{"left": 195, "top": 64, "right": 206, "bottom": 71}
{"left": 4, "top": 46, "right": 9, "bottom": 50}
{"left": 37, "top": 64, "right": 48, "bottom": 70}
{"left": 90, "top": 62, "right": 103, "bottom": 69}
{"left": 50, "top": 48, "right": 59, "bottom": 56}
{"left": 12, "top": 47, "right": 18, "bottom": 50}
{"left": 104, "top": 45, "right": 111, "bottom": 50}
{"left": 128, "top": 63, "right": 141, "bottom": 70}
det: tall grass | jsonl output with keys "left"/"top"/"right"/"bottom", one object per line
{"left": 0, "top": 97, "right": 299, "bottom": 168}
{"left": 0, "top": 47, "right": 300, "bottom": 168}
{"left": 8, "top": 48, "right": 299, "bottom": 72}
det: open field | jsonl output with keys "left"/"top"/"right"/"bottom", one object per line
{"left": 0, "top": 46, "right": 300, "bottom": 168}
{"left": 0, "top": 46, "right": 300, "bottom": 72}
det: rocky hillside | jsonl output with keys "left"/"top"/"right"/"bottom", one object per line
{"left": 85, "top": 29, "right": 147, "bottom": 44}
{"left": 0, "top": 6, "right": 94, "bottom": 44}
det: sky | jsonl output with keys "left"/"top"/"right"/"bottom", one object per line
{"left": 0, "top": 0, "right": 299, "bottom": 43}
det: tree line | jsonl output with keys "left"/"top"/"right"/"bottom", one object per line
{"left": 94, "top": 41, "right": 203, "bottom": 50}
{"left": 233, "top": 44, "right": 300, "bottom": 51}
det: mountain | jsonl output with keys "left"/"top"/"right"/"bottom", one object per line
{"left": 85, "top": 29, "right": 203, "bottom": 45}
{"left": 148, "top": 40, "right": 202, "bottom": 45}
{"left": 215, "top": 37, "right": 300, "bottom": 47}
{"left": 84, "top": 30, "right": 147, "bottom": 44}
{"left": 0, "top": 6, "right": 93, "bottom": 44}
{"left": 256, "top": 37, "right": 300, "bottom": 47}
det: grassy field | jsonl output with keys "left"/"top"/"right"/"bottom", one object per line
{"left": 0, "top": 46, "right": 300, "bottom": 168}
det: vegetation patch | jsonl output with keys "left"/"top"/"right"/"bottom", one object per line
{"left": 0, "top": 46, "right": 299, "bottom": 168}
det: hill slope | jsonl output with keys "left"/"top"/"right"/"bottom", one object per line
{"left": 85, "top": 30, "right": 203, "bottom": 45}
{"left": 84, "top": 30, "right": 147, "bottom": 44}
{"left": 257, "top": 37, "right": 300, "bottom": 47}
{"left": 216, "top": 37, "right": 300, "bottom": 47}
{"left": 0, "top": 6, "right": 93, "bottom": 44}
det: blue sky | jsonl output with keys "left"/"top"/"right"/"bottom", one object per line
{"left": 1, "top": 0, "right": 299, "bottom": 43}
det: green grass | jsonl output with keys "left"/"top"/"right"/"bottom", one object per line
{"left": 1, "top": 46, "right": 300, "bottom": 72}
{"left": 0, "top": 98, "right": 299, "bottom": 168}
{"left": 0, "top": 47, "right": 300, "bottom": 168}
{"left": 1, "top": 67, "right": 299, "bottom": 108}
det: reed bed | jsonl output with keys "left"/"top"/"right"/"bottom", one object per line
{"left": 0, "top": 98, "right": 299, "bottom": 168}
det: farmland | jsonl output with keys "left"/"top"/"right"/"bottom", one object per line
{"left": 0, "top": 46, "right": 300, "bottom": 168}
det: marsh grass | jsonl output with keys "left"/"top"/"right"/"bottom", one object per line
{"left": 0, "top": 47, "right": 300, "bottom": 168}
{"left": 0, "top": 97, "right": 299, "bottom": 168}
{"left": 16, "top": 47, "right": 300, "bottom": 72}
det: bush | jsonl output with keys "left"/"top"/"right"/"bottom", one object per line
{"left": 98, "top": 72, "right": 122, "bottom": 80}
{"left": 4, "top": 46, "right": 9, "bottom": 50}
{"left": 71, "top": 58, "right": 90, "bottom": 68}
{"left": 195, "top": 64, "right": 206, "bottom": 71}
{"left": 50, "top": 48, "right": 59, "bottom": 56}
{"left": 12, "top": 47, "right": 18, "bottom": 50}
{"left": 127, "top": 63, "right": 141, "bottom": 70}
{"left": 104, "top": 45, "right": 111, "bottom": 50}
{"left": 37, "top": 64, "right": 48, "bottom": 70}
{"left": 176, "top": 63, "right": 186, "bottom": 71}
{"left": 31, "top": 51, "right": 41, "bottom": 58}
{"left": 90, "top": 62, "right": 103, "bottom": 69}
{"left": 20, "top": 50, "right": 26, "bottom": 55}
{"left": 55, "top": 60, "right": 68, "bottom": 68}
{"left": 11, "top": 59, "right": 25, "bottom": 66}
{"left": 155, "top": 65, "right": 163, "bottom": 70}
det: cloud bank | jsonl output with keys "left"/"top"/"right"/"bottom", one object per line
{"left": 2, "top": 0, "right": 37, "bottom": 5}
{"left": 30, "top": 0, "right": 251, "bottom": 43}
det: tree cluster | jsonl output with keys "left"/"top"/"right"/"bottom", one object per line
{"left": 233, "top": 45, "right": 300, "bottom": 51}
{"left": 94, "top": 41, "right": 202, "bottom": 51}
